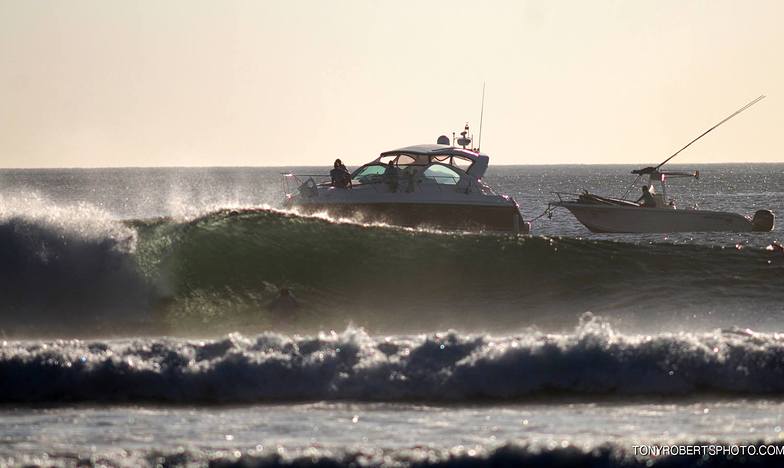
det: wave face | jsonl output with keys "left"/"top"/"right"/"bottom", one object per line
{"left": 133, "top": 208, "right": 784, "bottom": 333}
{"left": 5, "top": 442, "right": 784, "bottom": 468}
{"left": 2, "top": 204, "right": 784, "bottom": 336}
{"left": 3, "top": 317, "right": 784, "bottom": 404}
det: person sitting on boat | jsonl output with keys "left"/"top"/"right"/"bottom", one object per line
{"left": 635, "top": 185, "right": 656, "bottom": 208}
{"left": 383, "top": 160, "right": 399, "bottom": 192}
{"left": 330, "top": 158, "right": 351, "bottom": 188}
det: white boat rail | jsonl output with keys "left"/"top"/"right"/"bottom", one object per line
{"left": 282, "top": 172, "right": 489, "bottom": 196}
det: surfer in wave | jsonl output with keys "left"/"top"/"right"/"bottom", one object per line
{"left": 267, "top": 287, "right": 300, "bottom": 326}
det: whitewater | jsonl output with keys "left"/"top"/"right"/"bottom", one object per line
{"left": 1, "top": 165, "right": 784, "bottom": 467}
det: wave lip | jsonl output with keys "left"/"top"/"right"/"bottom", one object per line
{"left": 3, "top": 318, "right": 784, "bottom": 403}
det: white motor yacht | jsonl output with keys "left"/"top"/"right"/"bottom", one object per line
{"left": 284, "top": 128, "right": 527, "bottom": 233}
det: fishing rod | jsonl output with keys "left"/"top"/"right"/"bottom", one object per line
{"left": 477, "top": 82, "right": 486, "bottom": 151}
{"left": 654, "top": 94, "right": 765, "bottom": 170}
{"left": 620, "top": 94, "right": 766, "bottom": 199}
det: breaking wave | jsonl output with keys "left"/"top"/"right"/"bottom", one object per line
{"left": 136, "top": 207, "right": 784, "bottom": 333}
{"left": 3, "top": 316, "right": 784, "bottom": 403}
{"left": 0, "top": 194, "right": 154, "bottom": 336}
{"left": 138, "top": 208, "right": 784, "bottom": 332}
{"left": 2, "top": 203, "right": 783, "bottom": 336}
{"left": 5, "top": 441, "right": 784, "bottom": 467}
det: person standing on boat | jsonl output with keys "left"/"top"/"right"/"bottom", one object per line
{"left": 330, "top": 158, "right": 351, "bottom": 188}
{"left": 383, "top": 160, "right": 399, "bottom": 192}
{"left": 636, "top": 185, "right": 656, "bottom": 208}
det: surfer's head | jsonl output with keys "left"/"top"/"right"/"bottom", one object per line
{"left": 641, "top": 185, "right": 649, "bottom": 192}
{"left": 334, "top": 159, "right": 342, "bottom": 168}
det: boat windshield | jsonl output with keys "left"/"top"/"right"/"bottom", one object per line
{"left": 379, "top": 153, "right": 474, "bottom": 172}
{"left": 423, "top": 164, "right": 461, "bottom": 185}
{"left": 351, "top": 161, "right": 464, "bottom": 186}
{"left": 431, "top": 154, "right": 473, "bottom": 171}
{"left": 352, "top": 164, "right": 386, "bottom": 183}
{"left": 379, "top": 154, "right": 428, "bottom": 166}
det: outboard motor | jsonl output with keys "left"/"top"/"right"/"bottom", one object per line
{"left": 752, "top": 209, "right": 775, "bottom": 232}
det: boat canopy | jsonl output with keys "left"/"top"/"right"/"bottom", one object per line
{"left": 376, "top": 144, "right": 490, "bottom": 178}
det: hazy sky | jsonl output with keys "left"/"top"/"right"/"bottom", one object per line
{"left": 1, "top": 0, "right": 782, "bottom": 167}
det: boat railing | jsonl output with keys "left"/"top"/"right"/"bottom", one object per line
{"left": 283, "top": 172, "right": 484, "bottom": 195}
{"left": 281, "top": 173, "right": 331, "bottom": 196}
{"left": 551, "top": 191, "right": 584, "bottom": 203}
{"left": 552, "top": 191, "right": 645, "bottom": 208}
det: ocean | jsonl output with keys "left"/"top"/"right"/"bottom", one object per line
{"left": 1, "top": 164, "right": 783, "bottom": 467}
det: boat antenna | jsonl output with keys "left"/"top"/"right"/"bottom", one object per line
{"left": 654, "top": 95, "right": 765, "bottom": 170}
{"left": 477, "top": 82, "right": 486, "bottom": 151}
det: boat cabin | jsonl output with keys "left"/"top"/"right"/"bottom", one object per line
{"left": 633, "top": 167, "right": 699, "bottom": 208}
{"left": 350, "top": 144, "right": 490, "bottom": 188}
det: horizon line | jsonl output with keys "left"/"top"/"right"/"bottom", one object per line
{"left": 1, "top": 161, "right": 784, "bottom": 170}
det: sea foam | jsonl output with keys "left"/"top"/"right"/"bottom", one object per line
{"left": 5, "top": 441, "right": 784, "bottom": 468}
{"left": 2, "top": 316, "right": 784, "bottom": 403}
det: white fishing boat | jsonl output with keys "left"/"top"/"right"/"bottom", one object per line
{"left": 283, "top": 125, "right": 528, "bottom": 233}
{"left": 553, "top": 167, "right": 774, "bottom": 233}
{"left": 552, "top": 96, "right": 774, "bottom": 234}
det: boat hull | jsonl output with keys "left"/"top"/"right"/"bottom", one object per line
{"left": 291, "top": 201, "right": 526, "bottom": 233}
{"left": 557, "top": 202, "right": 760, "bottom": 233}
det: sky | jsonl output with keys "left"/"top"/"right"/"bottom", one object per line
{"left": 0, "top": 0, "right": 782, "bottom": 168}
